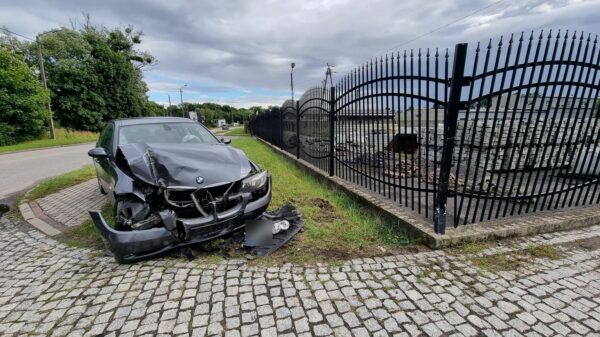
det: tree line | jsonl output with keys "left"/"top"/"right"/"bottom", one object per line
{"left": 0, "top": 18, "right": 263, "bottom": 146}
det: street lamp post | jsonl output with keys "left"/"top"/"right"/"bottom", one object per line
{"left": 167, "top": 94, "right": 172, "bottom": 116}
{"left": 179, "top": 84, "right": 187, "bottom": 118}
{"left": 290, "top": 63, "right": 295, "bottom": 101}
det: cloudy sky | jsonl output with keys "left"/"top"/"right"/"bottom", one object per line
{"left": 2, "top": 0, "right": 599, "bottom": 107}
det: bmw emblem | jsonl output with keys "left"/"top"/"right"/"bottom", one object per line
{"left": 196, "top": 176, "right": 204, "bottom": 184}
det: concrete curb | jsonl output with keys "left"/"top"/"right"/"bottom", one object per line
{"left": 18, "top": 202, "right": 60, "bottom": 236}
{"left": 17, "top": 178, "right": 105, "bottom": 237}
{"left": 256, "top": 137, "right": 600, "bottom": 248}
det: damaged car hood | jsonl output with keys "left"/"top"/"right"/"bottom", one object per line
{"left": 117, "top": 143, "right": 253, "bottom": 187}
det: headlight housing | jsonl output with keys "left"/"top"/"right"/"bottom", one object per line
{"left": 241, "top": 171, "right": 269, "bottom": 192}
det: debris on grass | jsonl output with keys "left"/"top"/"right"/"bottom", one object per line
{"left": 523, "top": 244, "right": 562, "bottom": 260}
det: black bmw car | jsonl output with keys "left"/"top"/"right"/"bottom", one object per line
{"left": 88, "top": 117, "right": 271, "bottom": 263}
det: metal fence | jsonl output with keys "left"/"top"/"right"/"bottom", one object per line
{"left": 250, "top": 30, "right": 600, "bottom": 234}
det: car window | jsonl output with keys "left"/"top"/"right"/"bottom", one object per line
{"left": 98, "top": 124, "right": 114, "bottom": 152}
{"left": 118, "top": 122, "right": 219, "bottom": 145}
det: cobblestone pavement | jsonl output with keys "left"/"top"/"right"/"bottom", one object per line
{"left": 1, "top": 216, "right": 599, "bottom": 337}
{"left": 36, "top": 179, "right": 106, "bottom": 228}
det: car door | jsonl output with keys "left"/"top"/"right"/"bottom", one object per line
{"left": 94, "top": 123, "right": 115, "bottom": 197}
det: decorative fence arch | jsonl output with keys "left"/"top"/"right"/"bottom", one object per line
{"left": 251, "top": 30, "right": 600, "bottom": 234}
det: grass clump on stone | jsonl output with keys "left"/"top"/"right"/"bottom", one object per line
{"left": 470, "top": 244, "right": 563, "bottom": 272}
{"left": 522, "top": 244, "right": 562, "bottom": 260}
{"left": 457, "top": 241, "right": 493, "bottom": 255}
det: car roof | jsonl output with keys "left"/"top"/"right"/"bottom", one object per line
{"left": 113, "top": 117, "right": 195, "bottom": 127}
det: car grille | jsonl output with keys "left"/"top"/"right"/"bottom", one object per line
{"left": 164, "top": 182, "right": 242, "bottom": 215}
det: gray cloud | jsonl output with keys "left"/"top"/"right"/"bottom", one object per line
{"left": 2, "top": 0, "right": 599, "bottom": 107}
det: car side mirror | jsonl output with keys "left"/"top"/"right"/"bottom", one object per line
{"left": 220, "top": 137, "right": 231, "bottom": 145}
{"left": 88, "top": 147, "right": 109, "bottom": 158}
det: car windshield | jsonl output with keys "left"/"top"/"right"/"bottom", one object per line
{"left": 119, "top": 122, "right": 219, "bottom": 145}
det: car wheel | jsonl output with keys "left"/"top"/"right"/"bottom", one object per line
{"left": 114, "top": 198, "right": 131, "bottom": 230}
{"left": 114, "top": 197, "right": 150, "bottom": 231}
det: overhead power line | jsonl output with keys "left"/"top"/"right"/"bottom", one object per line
{"left": 0, "top": 27, "right": 35, "bottom": 41}
{"left": 382, "top": 0, "right": 508, "bottom": 53}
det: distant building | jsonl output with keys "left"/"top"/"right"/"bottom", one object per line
{"left": 213, "top": 119, "right": 227, "bottom": 127}
{"left": 488, "top": 93, "right": 597, "bottom": 116}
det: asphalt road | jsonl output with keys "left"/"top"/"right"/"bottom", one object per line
{"left": 0, "top": 143, "right": 95, "bottom": 202}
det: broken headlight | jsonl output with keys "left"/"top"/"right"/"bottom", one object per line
{"left": 241, "top": 171, "right": 268, "bottom": 192}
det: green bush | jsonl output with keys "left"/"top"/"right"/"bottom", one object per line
{"left": 0, "top": 48, "right": 49, "bottom": 145}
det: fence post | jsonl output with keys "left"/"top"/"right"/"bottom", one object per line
{"left": 296, "top": 100, "right": 300, "bottom": 159}
{"left": 434, "top": 43, "right": 468, "bottom": 235}
{"left": 329, "top": 86, "right": 336, "bottom": 176}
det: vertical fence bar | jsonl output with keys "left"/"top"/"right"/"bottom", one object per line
{"left": 279, "top": 108, "right": 284, "bottom": 150}
{"left": 296, "top": 100, "right": 300, "bottom": 159}
{"left": 434, "top": 43, "right": 468, "bottom": 234}
{"left": 329, "top": 86, "right": 336, "bottom": 176}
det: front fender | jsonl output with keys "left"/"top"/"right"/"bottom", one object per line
{"left": 113, "top": 166, "right": 146, "bottom": 202}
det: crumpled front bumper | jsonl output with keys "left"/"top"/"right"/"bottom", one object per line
{"left": 90, "top": 178, "right": 272, "bottom": 263}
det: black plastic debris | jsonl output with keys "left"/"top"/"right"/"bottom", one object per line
{"left": 0, "top": 204, "right": 9, "bottom": 218}
{"left": 244, "top": 204, "right": 304, "bottom": 256}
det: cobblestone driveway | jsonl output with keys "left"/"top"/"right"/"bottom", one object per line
{"left": 1, "top": 217, "right": 599, "bottom": 337}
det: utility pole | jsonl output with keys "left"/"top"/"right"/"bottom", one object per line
{"left": 36, "top": 36, "right": 55, "bottom": 139}
{"left": 325, "top": 63, "right": 334, "bottom": 87}
{"left": 290, "top": 63, "right": 295, "bottom": 101}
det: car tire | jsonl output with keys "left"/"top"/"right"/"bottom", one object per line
{"left": 114, "top": 198, "right": 130, "bottom": 231}
{"left": 114, "top": 197, "right": 150, "bottom": 231}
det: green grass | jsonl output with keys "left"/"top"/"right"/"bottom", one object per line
{"left": 224, "top": 127, "right": 248, "bottom": 136}
{"left": 24, "top": 165, "right": 96, "bottom": 201}
{"left": 231, "top": 138, "right": 411, "bottom": 264}
{"left": 0, "top": 128, "right": 98, "bottom": 154}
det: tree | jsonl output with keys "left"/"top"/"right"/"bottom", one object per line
{"left": 5, "top": 18, "right": 158, "bottom": 131}
{"left": 146, "top": 100, "right": 166, "bottom": 116}
{"left": 0, "top": 47, "right": 49, "bottom": 145}
{"left": 173, "top": 102, "right": 257, "bottom": 126}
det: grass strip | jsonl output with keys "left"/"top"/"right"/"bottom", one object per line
{"left": 0, "top": 128, "right": 97, "bottom": 154}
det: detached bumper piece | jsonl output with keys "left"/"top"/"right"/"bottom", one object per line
{"left": 90, "top": 178, "right": 272, "bottom": 263}
{"left": 243, "top": 204, "right": 304, "bottom": 256}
